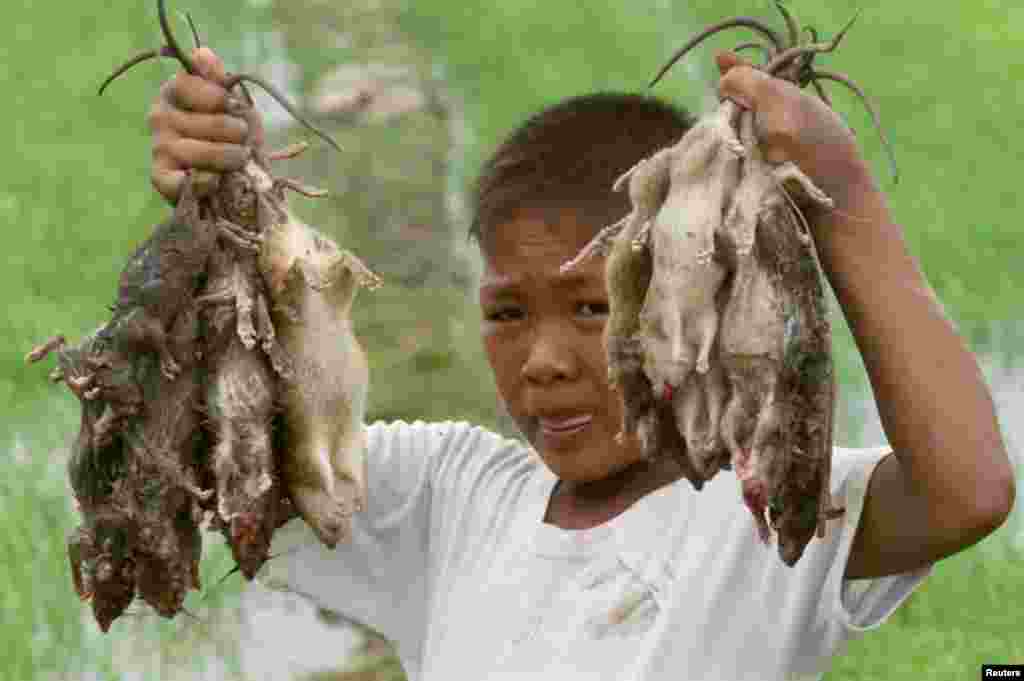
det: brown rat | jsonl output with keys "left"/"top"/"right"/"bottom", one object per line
{"left": 260, "top": 214, "right": 380, "bottom": 548}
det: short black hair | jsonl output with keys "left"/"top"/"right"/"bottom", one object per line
{"left": 469, "top": 92, "right": 696, "bottom": 250}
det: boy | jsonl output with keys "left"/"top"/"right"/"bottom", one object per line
{"left": 147, "top": 48, "right": 1014, "bottom": 680}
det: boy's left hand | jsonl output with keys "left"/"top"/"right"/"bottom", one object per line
{"left": 714, "top": 51, "right": 876, "bottom": 215}
{"left": 710, "top": 53, "right": 1015, "bottom": 581}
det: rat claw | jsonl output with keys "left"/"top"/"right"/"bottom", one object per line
{"left": 160, "top": 356, "right": 181, "bottom": 381}
{"left": 67, "top": 374, "right": 94, "bottom": 390}
{"left": 276, "top": 178, "right": 329, "bottom": 198}
{"left": 26, "top": 335, "right": 66, "bottom": 363}
{"left": 217, "top": 219, "right": 262, "bottom": 252}
{"left": 267, "top": 141, "right": 310, "bottom": 161}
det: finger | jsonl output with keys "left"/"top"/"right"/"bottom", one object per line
{"left": 163, "top": 107, "right": 251, "bottom": 145}
{"left": 170, "top": 71, "right": 231, "bottom": 114}
{"left": 191, "top": 47, "right": 228, "bottom": 86}
{"left": 717, "top": 61, "right": 770, "bottom": 111}
{"left": 157, "top": 136, "right": 250, "bottom": 174}
{"left": 715, "top": 51, "right": 755, "bottom": 77}
{"left": 150, "top": 168, "right": 221, "bottom": 204}
{"left": 151, "top": 155, "right": 186, "bottom": 204}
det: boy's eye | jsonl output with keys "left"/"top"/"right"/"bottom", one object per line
{"left": 485, "top": 306, "right": 525, "bottom": 322}
{"left": 578, "top": 301, "right": 609, "bottom": 319}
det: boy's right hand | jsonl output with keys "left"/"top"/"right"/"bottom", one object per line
{"left": 148, "top": 47, "right": 265, "bottom": 203}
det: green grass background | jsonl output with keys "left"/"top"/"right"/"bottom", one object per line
{"left": 2, "top": 0, "right": 1021, "bottom": 679}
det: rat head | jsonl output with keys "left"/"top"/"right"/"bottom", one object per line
{"left": 69, "top": 516, "right": 137, "bottom": 632}
{"left": 471, "top": 93, "right": 694, "bottom": 482}
{"left": 769, "top": 482, "right": 819, "bottom": 566}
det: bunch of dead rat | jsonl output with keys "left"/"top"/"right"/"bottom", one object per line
{"left": 564, "top": 4, "right": 896, "bottom": 567}
{"left": 27, "top": 0, "right": 379, "bottom": 632}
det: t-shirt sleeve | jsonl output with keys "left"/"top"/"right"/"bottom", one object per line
{"left": 822, "top": 446, "right": 933, "bottom": 632}
{"left": 255, "top": 419, "right": 503, "bottom": 664}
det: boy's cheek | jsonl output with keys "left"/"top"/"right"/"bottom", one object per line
{"left": 481, "top": 331, "right": 524, "bottom": 392}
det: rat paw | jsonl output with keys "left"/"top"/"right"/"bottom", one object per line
{"left": 160, "top": 355, "right": 181, "bottom": 381}
{"left": 292, "top": 487, "right": 353, "bottom": 549}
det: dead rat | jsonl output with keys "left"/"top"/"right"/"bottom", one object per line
{"left": 562, "top": 148, "right": 670, "bottom": 455}
{"left": 53, "top": 334, "right": 139, "bottom": 632}
{"left": 259, "top": 214, "right": 381, "bottom": 548}
{"left": 623, "top": 102, "right": 743, "bottom": 484}
{"left": 617, "top": 3, "right": 888, "bottom": 563}
{"left": 28, "top": 0, "right": 351, "bottom": 629}
{"left": 637, "top": 98, "right": 742, "bottom": 393}
{"left": 198, "top": 238, "right": 282, "bottom": 578}
{"left": 716, "top": 149, "right": 841, "bottom": 562}
{"left": 101, "top": 0, "right": 356, "bottom": 554}
{"left": 118, "top": 303, "right": 209, "bottom": 616}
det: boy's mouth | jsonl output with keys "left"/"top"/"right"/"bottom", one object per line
{"left": 539, "top": 414, "right": 593, "bottom": 436}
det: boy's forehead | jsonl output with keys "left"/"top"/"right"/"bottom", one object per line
{"left": 482, "top": 208, "right": 604, "bottom": 264}
{"left": 479, "top": 210, "right": 607, "bottom": 293}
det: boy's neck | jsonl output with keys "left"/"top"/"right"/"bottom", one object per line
{"left": 543, "top": 457, "right": 683, "bottom": 530}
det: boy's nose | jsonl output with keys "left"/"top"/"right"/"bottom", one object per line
{"left": 521, "top": 329, "right": 578, "bottom": 385}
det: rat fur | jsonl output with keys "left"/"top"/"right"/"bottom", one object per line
{"left": 259, "top": 214, "right": 380, "bottom": 548}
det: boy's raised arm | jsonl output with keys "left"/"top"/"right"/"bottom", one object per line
{"left": 716, "top": 52, "right": 1015, "bottom": 579}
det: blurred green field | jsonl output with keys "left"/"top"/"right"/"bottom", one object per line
{"left": 2, "top": 0, "right": 1021, "bottom": 679}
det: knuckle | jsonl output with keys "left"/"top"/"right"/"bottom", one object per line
{"left": 152, "top": 172, "right": 183, "bottom": 204}
{"left": 164, "top": 137, "right": 194, "bottom": 165}
{"left": 147, "top": 105, "right": 177, "bottom": 134}
{"left": 772, "top": 109, "right": 801, "bottom": 144}
{"left": 151, "top": 136, "right": 176, "bottom": 164}
{"left": 217, "top": 115, "right": 249, "bottom": 143}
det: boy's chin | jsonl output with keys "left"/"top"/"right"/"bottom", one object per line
{"left": 535, "top": 442, "right": 646, "bottom": 485}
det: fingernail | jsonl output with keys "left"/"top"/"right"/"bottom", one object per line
{"left": 723, "top": 94, "right": 753, "bottom": 111}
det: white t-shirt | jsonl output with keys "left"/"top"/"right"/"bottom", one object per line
{"left": 260, "top": 420, "right": 930, "bottom": 681}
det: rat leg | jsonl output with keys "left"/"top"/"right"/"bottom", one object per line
{"left": 693, "top": 297, "right": 723, "bottom": 375}
{"left": 254, "top": 292, "right": 293, "bottom": 379}
{"left": 231, "top": 268, "right": 258, "bottom": 350}
{"left": 288, "top": 446, "right": 353, "bottom": 548}
{"left": 216, "top": 219, "right": 262, "bottom": 252}
{"left": 773, "top": 162, "right": 832, "bottom": 209}
{"left": 562, "top": 216, "right": 628, "bottom": 273}
{"left": 612, "top": 157, "right": 646, "bottom": 192}
{"left": 614, "top": 359, "right": 653, "bottom": 444}
{"left": 701, "top": 364, "right": 727, "bottom": 458}
{"left": 128, "top": 433, "right": 213, "bottom": 503}
{"left": 68, "top": 530, "right": 92, "bottom": 601}
{"left": 720, "top": 391, "right": 744, "bottom": 466}
{"left": 631, "top": 220, "right": 652, "bottom": 252}
{"left": 26, "top": 335, "right": 67, "bottom": 363}
{"left": 337, "top": 250, "right": 383, "bottom": 290}
{"left": 117, "top": 309, "right": 180, "bottom": 380}
{"left": 328, "top": 421, "right": 368, "bottom": 516}
{"left": 633, "top": 406, "right": 660, "bottom": 458}
{"left": 266, "top": 141, "right": 310, "bottom": 161}
{"left": 276, "top": 178, "right": 328, "bottom": 199}
{"left": 674, "top": 375, "right": 716, "bottom": 480}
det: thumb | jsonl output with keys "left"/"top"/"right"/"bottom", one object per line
{"left": 715, "top": 51, "right": 754, "bottom": 76}
{"left": 191, "top": 47, "right": 228, "bottom": 85}
{"left": 715, "top": 51, "right": 769, "bottom": 111}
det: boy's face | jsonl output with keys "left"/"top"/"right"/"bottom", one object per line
{"left": 479, "top": 209, "right": 644, "bottom": 482}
